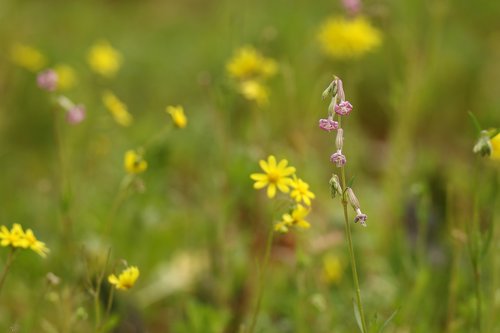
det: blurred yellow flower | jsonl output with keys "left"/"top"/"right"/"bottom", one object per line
{"left": 290, "top": 177, "right": 315, "bottom": 206}
{"left": 317, "top": 16, "right": 382, "bottom": 59}
{"left": 103, "top": 91, "right": 133, "bottom": 127}
{"left": 166, "top": 105, "right": 187, "bottom": 129}
{"left": 322, "top": 254, "right": 343, "bottom": 285}
{"left": 274, "top": 204, "right": 311, "bottom": 233}
{"left": 490, "top": 133, "right": 500, "bottom": 161}
{"left": 250, "top": 155, "right": 296, "bottom": 198}
{"left": 226, "top": 46, "right": 277, "bottom": 81}
{"left": 108, "top": 266, "right": 140, "bottom": 290}
{"left": 87, "top": 40, "right": 122, "bottom": 78}
{"left": 54, "top": 64, "right": 77, "bottom": 90}
{"left": 239, "top": 80, "right": 269, "bottom": 106}
{"left": 10, "top": 43, "right": 46, "bottom": 72}
{"left": 24, "top": 229, "right": 49, "bottom": 257}
{"left": 124, "top": 150, "right": 148, "bottom": 174}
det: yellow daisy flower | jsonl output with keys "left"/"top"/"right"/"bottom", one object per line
{"left": 290, "top": 177, "right": 315, "bottom": 206}
{"left": 124, "top": 150, "right": 148, "bottom": 174}
{"left": 226, "top": 46, "right": 277, "bottom": 81}
{"left": 317, "top": 16, "right": 382, "bottom": 59}
{"left": 54, "top": 64, "right": 77, "bottom": 91}
{"left": 24, "top": 229, "right": 49, "bottom": 257}
{"left": 103, "top": 91, "right": 133, "bottom": 127}
{"left": 10, "top": 43, "right": 46, "bottom": 72}
{"left": 108, "top": 266, "right": 140, "bottom": 291}
{"left": 166, "top": 105, "right": 187, "bottom": 129}
{"left": 239, "top": 80, "right": 269, "bottom": 106}
{"left": 490, "top": 133, "right": 500, "bottom": 161}
{"left": 275, "top": 204, "right": 311, "bottom": 233}
{"left": 87, "top": 40, "right": 122, "bottom": 78}
{"left": 0, "top": 224, "right": 29, "bottom": 248}
{"left": 250, "top": 155, "right": 296, "bottom": 198}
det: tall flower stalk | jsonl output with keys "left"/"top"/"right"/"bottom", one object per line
{"left": 321, "top": 76, "right": 368, "bottom": 332}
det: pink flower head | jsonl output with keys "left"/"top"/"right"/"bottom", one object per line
{"left": 330, "top": 150, "right": 346, "bottom": 167}
{"left": 354, "top": 208, "right": 367, "bottom": 226}
{"left": 342, "top": 0, "right": 362, "bottom": 16}
{"left": 334, "top": 101, "right": 353, "bottom": 116}
{"left": 319, "top": 117, "right": 339, "bottom": 132}
{"left": 66, "top": 105, "right": 86, "bottom": 124}
{"left": 37, "top": 69, "right": 58, "bottom": 92}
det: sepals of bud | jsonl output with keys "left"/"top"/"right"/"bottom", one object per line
{"left": 346, "top": 187, "right": 360, "bottom": 210}
{"left": 329, "top": 174, "right": 342, "bottom": 198}
{"left": 335, "top": 128, "right": 344, "bottom": 150}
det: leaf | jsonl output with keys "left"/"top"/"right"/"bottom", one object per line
{"left": 468, "top": 111, "right": 482, "bottom": 134}
{"left": 378, "top": 308, "right": 399, "bottom": 333}
{"left": 353, "top": 298, "right": 364, "bottom": 333}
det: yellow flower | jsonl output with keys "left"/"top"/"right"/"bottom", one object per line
{"left": 274, "top": 204, "right": 311, "bottom": 233}
{"left": 108, "top": 266, "right": 140, "bottom": 290}
{"left": 0, "top": 224, "right": 29, "bottom": 248}
{"left": 317, "top": 16, "right": 382, "bottom": 59}
{"left": 24, "top": 229, "right": 49, "bottom": 257}
{"left": 166, "top": 105, "right": 187, "bottom": 129}
{"left": 290, "top": 177, "right": 315, "bottom": 206}
{"left": 322, "top": 254, "right": 343, "bottom": 285}
{"left": 490, "top": 133, "right": 500, "bottom": 161}
{"left": 124, "top": 150, "right": 148, "bottom": 174}
{"left": 10, "top": 43, "right": 46, "bottom": 72}
{"left": 250, "top": 155, "right": 296, "bottom": 198}
{"left": 54, "top": 64, "right": 77, "bottom": 90}
{"left": 226, "top": 46, "right": 277, "bottom": 80}
{"left": 103, "top": 91, "right": 133, "bottom": 127}
{"left": 87, "top": 40, "right": 122, "bottom": 78}
{"left": 239, "top": 80, "right": 269, "bottom": 106}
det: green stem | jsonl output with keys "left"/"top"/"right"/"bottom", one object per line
{"left": 340, "top": 166, "right": 368, "bottom": 333}
{"left": 0, "top": 248, "right": 16, "bottom": 297}
{"left": 248, "top": 228, "right": 274, "bottom": 333}
{"left": 472, "top": 198, "right": 482, "bottom": 333}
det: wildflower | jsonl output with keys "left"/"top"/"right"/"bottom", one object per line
{"left": 87, "top": 40, "right": 122, "bottom": 78}
{"left": 108, "top": 266, "right": 140, "bottom": 290}
{"left": 66, "top": 105, "right": 86, "bottom": 125}
{"left": 54, "top": 64, "right": 77, "bottom": 90}
{"left": 322, "top": 254, "right": 343, "bottom": 285}
{"left": 317, "top": 16, "right": 382, "bottom": 59}
{"left": 103, "top": 91, "right": 133, "bottom": 127}
{"left": 0, "top": 224, "right": 28, "bottom": 248}
{"left": 10, "top": 43, "right": 46, "bottom": 72}
{"left": 342, "top": 0, "right": 362, "bottom": 16}
{"left": 239, "top": 80, "right": 269, "bottom": 106}
{"left": 124, "top": 150, "right": 148, "bottom": 174}
{"left": 275, "top": 204, "right": 311, "bottom": 233}
{"left": 354, "top": 208, "right": 368, "bottom": 226}
{"left": 335, "top": 101, "right": 353, "bottom": 116}
{"left": 290, "top": 177, "right": 315, "bottom": 206}
{"left": 330, "top": 150, "right": 346, "bottom": 167}
{"left": 37, "top": 69, "right": 58, "bottom": 92}
{"left": 226, "top": 46, "right": 277, "bottom": 80}
{"left": 166, "top": 105, "right": 187, "bottom": 129}
{"left": 250, "top": 155, "right": 296, "bottom": 198}
{"left": 319, "top": 117, "right": 339, "bottom": 132}
{"left": 24, "top": 229, "right": 49, "bottom": 257}
{"left": 491, "top": 133, "right": 500, "bottom": 160}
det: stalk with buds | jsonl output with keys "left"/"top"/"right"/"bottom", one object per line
{"left": 321, "top": 76, "right": 368, "bottom": 332}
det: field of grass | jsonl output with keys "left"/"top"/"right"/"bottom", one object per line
{"left": 0, "top": 0, "right": 499, "bottom": 332}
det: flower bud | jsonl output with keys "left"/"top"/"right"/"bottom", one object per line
{"left": 346, "top": 187, "right": 360, "bottom": 210}
{"left": 334, "top": 77, "right": 345, "bottom": 102}
{"left": 329, "top": 174, "right": 342, "bottom": 198}
{"left": 322, "top": 81, "right": 334, "bottom": 99}
{"left": 37, "top": 69, "right": 58, "bottom": 91}
{"left": 335, "top": 128, "right": 344, "bottom": 150}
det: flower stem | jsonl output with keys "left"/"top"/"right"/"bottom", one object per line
{"left": 248, "top": 227, "right": 274, "bottom": 333}
{"left": 0, "top": 248, "right": 16, "bottom": 297}
{"left": 340, "top": 166, "right": 368, "bottom": 333}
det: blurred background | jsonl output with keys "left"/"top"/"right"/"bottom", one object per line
{"left": 0, "top": 0, "right": 499, "bottom": 332}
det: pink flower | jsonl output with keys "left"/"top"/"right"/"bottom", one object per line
{"left": 319, "top": 117, "right": 339, "bottom": 132}
{"left": 334, "top": 101, "right": 353, "bottom": 116}
{"left": 37, "top": 69, "right": 58, "bottom": 92}
{"left": 354, "top": 208, "right": 367, "bottom": 226}
{"left": 66, "top": 105, "right": 86, "bottom": 124}
{"left": 330, "top": 150, "right": 346, "bottom": 167}
{"left": 342, "top": 0, "right": 362, "bottom": 16}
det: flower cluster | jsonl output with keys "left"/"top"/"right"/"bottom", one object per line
{"left": 0, "top": 223, "right": 49, "bottom": 257}
{"left": 321, "top": 76, "right": 368, "bottom": 226}
{"left": 124, "top": 149, "right": 148, "bottom": 174}
{"left": 250, "top": 155, "right": 315, "bottom": 233}
{"left": 226, "top": 46, "right": 277, "bottom": 106}
{"left": 108, "top": 265, "right": 140, "bottom": 291}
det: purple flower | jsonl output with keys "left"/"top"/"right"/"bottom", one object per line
{"left": 66, "top": 105, "right": 86, "bottom": 124}
{"left": 330, "top": 150, "right": 346, "bottom": 167}
{"left": 334, "top": 101, "right": 353, "bottom": 116}
{"left": 37, "top": 69, "right": 58, "bottom": 92}
{"left": 354, "top": 208, "right": 367, "bottom": 226}
{"left": 319, "top": 117, "right": 339, "bottom": 132}
{"left": 342, "top": 0, "right": 362, "bottom": 16}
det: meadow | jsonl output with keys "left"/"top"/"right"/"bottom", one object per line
{"left": 0, "top": 0, "right": 499, "bottom": 332}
